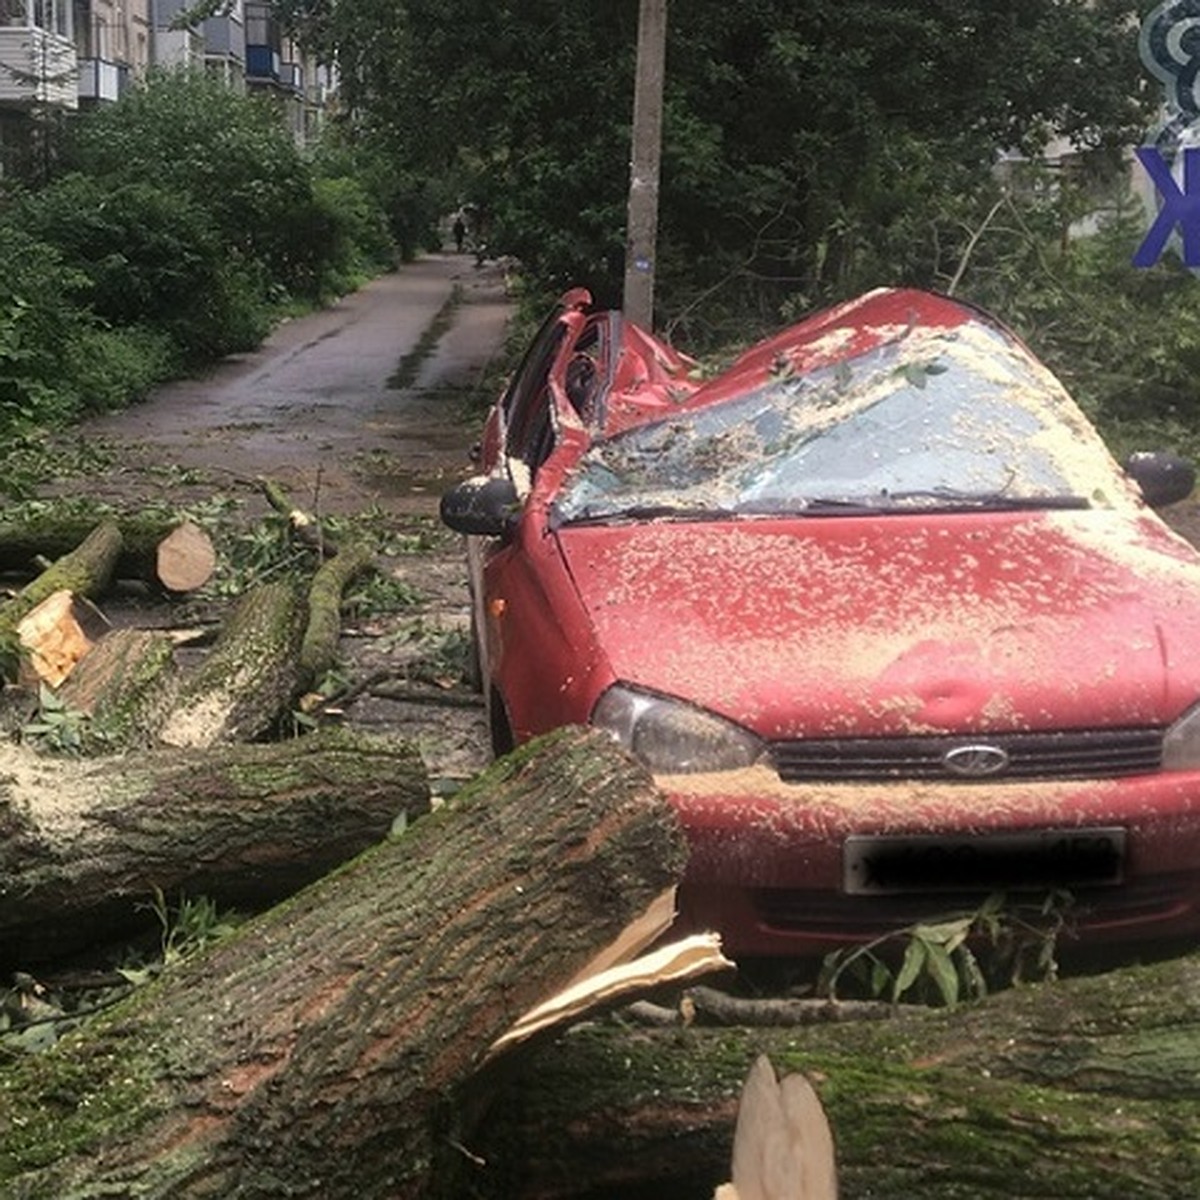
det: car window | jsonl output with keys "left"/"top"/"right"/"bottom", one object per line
{"left": 563, "top": 319, "right": 607, "bottom": 424}
{"left": 553, "top": 320, "right": 1134, "bottom": 524}
{"left": 503, "top": 322, "right": 569, "bottom": 463}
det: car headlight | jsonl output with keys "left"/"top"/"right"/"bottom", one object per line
{"left": 591, "top": 684, "right": 763, "bottom": 774}
{"left": 1164, "top": 702, "right": 1200, "bottom": 770}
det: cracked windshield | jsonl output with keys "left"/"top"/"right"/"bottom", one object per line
{"left": 555, "top": 321, "right": 1127, "bottom": 525}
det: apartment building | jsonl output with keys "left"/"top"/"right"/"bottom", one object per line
{"left": 0, "top": 0, "right": 332, "bottom": 176}
{"left": 244, "top": 0, "right": 334, "bottom": 145}
{"left": 75, "top": 0, "right": 151, "bottom": 105}
{"left": 0, "top": 0, "right": 76, "bottom": 109}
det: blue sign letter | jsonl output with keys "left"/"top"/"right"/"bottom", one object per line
{"left": 1133, "top": 145, "right": 1200, "bottom": 266}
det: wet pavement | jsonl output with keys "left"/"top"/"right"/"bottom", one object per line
{"left": 79, "top": 254, "right": 512, "bottom": 516}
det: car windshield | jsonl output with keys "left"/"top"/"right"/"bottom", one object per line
{"left": 553, "top": 320, "right": 1130, "bottom": 524}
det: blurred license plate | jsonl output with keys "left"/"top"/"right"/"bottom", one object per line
{"left": 843, "top": 827, "right": 1126, "bottom": 895}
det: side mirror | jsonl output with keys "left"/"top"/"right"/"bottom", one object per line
{"left": 440, "top": 475, "right": 520, "bottom": 536}
{"left": 1124, "top": 451, "right": 1196, "bottom": 509}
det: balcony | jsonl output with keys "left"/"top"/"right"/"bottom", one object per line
{"left": 245, "top": 42, "right": 279, "bottom": 82}
{"left": 77, "top": 56, "right": 125, "bottom": 103}
{"left": 0, "top": 25, "right": 78, "bottom": 108}
{"left": 154, "top": 27, "right": 203, "bottom": 70}
{"left": 278, "top": 60, "right": 302, "bottom": 92}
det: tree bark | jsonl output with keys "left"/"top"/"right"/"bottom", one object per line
{"left": 466, "top": 951, "right": 1200, "bottom": 1200}
{"left": 298, "top": 541, "right": 376, "bottom": 689}
{"left": 0, "top": 725, "right": 429, "bottom": 966}
{"left": 58, "top": 627, "right": 179, "bottom": 752}
{"left": 159, "top": 578, "right": 307, "bottom": 748}
{"left": 0, "top": 511, "right": 214, "bottom": 590}
{"left": 0, "top": 728, "right": 686, "bottom": 1198}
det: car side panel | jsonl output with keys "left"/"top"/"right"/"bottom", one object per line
{"left": 479, "top": 507, "right": 614, "bottom": 742}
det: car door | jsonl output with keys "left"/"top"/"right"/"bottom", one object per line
{"left": 472, "top": 308, "right": 612, "bottom": 749}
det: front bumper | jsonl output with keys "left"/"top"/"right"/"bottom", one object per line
{"left": 657, "top": 765, "right": 1200, "bottom": 959}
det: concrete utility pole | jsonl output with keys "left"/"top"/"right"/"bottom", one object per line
{"left": 623, "top": 0, "right": 667, "bottom": 330}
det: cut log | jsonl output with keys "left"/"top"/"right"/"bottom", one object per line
{"left": 466, "top": 950, "right": 1200, "bottom": 1199}
{"left": 0, "top": 724, "right": 430, "bottom": 965}
{"left": 0, "top": 520, "right": 122, "bottom": 679}
{"left": 0, "top": 728, "right": 687, "bottom": 1198}
{"left": 155, "top": 519, "right": 217, "bottom": 593}
{"left": 14, "top": 588, "right": 110, "bottom": 687}
{"left": 158, "top": 578, "right": 307, "bottom": 747}
{"left": 0, "top": 510, "right": 215, "bottom": 591}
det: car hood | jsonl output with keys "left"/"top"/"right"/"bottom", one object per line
{"left": 556, "top": 510, "right": 1200, "bottom": 737}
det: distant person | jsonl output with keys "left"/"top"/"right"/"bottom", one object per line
{"left": 453, "top": 216, "right": 466, "bottom": 253}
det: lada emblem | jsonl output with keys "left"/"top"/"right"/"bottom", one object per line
{"left": 942, "top": 744, "right": 1010, "bottom": 778}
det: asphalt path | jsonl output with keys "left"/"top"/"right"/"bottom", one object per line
{"left": 81, "top": 253, "right": 512, "bottom": 514}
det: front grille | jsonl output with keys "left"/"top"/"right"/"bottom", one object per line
{"left": 753, "top": 877, "right": 1190, "bottom": 935}
{"left": 771, "top": 728, "right": 1163, "bottom": 784}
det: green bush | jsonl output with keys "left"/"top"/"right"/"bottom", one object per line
{"left": 68, "top": 324, "right": 179, "bottom": 415}
{"left": 10, "top": 172, "right": 271, "bottom": 361}
{"left": 67, "top": 71, "right": 328, "bottom": 301}
{"left": 0, "top": 224, "right": 92, "bottom": 432}
{"left": 310, "top": 130, "right": 442, "bottom": 262}
{"left": 311, "top": 174, "right": 397, "bottom": 293}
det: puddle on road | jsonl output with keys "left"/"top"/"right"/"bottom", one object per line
{"left": 354, "top": 461, "right": 462, "bottom": 499}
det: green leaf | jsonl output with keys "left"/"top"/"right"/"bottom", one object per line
{"left": 892, "top": 938, "right": 927, "bottom": 1002}
{"left": 914, "top": 917, "right": 972, "bottom": 954}
{"left": 923, "top": 939, "right": 961, "bottom": 1008}
{"left": 870, "top": 958, "right": 893, "bottom": 998}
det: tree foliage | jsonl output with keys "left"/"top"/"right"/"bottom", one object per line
{"left": 9, "top": 173, "right": 262, "bottom": 361}
{"left": 67, "top": 71, "right": 322, "bottom": 297}
{"left": 279, "top": 0, "right": 1151, "bottom": 341}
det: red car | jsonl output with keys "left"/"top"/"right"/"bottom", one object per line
{"left": 441, "top": 286, "right": 1200, "bottom": 959}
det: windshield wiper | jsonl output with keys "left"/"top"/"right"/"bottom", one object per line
{"left": 557, "top": 491, "right": 1092, "bottom": 527}
{"left": 558, "top": 503, "right": 743, "bottom": 527}
{"left": 877, "top": 490, "right": 1091, "bottom": 512}
{"left": 796, "top": 497, "right": 895, "bottom": 515}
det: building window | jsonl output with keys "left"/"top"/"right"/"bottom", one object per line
{"left": 31, "top": 0, "right": 69, "bottom": 36}
{"left": 245, "top": 1, "right": 277, "bottom": 47}
{"left": 0, "top": 0, "right": 28, "bottom": 28}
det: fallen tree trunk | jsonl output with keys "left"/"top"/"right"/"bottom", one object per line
{"left": 0, "top": 728, "right": 686, "bottom": 1198}
{"left": 467, "top": 950, "right": 1200, "bottom": 1200}
{"left": 59, "top": 627, "right": 179, "bottom": 751}
{"left": 9, "top": 728, "right": 1197, "bottom": 1199}
{"left": 0, "top": 511, "right": 215, "bottom": 591}
{"left": 158, "top": 578, "right": 307, "bottom": 747}
{"left": 0, "top": 725, "right": 430, "bottom": 965}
